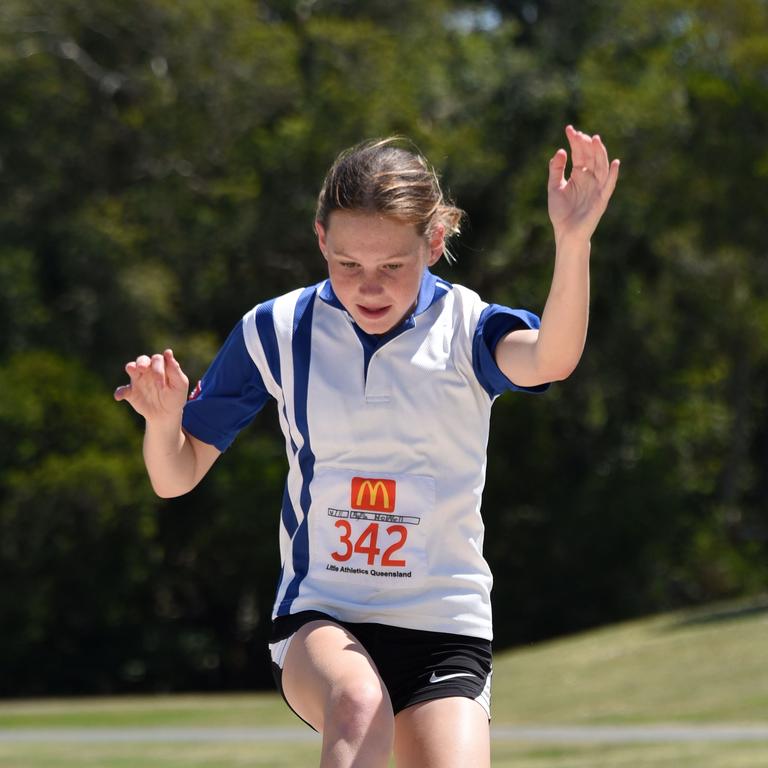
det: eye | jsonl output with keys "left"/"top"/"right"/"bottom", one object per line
{"left": 339, "top": 261, "right": 359, "bottom": 269}
{"left": 383, "top": 263, "right": 403, "bottom": 271}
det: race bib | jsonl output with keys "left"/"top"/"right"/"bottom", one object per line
{"left": 308, "top": 468, "right": 434, "bottom": 589}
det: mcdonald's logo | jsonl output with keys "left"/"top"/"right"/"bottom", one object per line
{"left": 351, "top": 477, "right": 396, "bottom": 512}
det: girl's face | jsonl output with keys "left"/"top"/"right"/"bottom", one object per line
{"left": 316, "top": 211, "right": 444, "bottom": 335}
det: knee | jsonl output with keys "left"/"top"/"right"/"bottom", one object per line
{"left": 326, "top": 679, "right": 393, "bottom": 744}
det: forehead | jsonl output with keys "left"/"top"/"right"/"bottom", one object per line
{"left": 323, "top": 211, "right": 424, "bottom": 257}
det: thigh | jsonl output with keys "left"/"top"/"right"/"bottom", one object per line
{"left": 393, "top": 697, "right": 490, "bottom": 768}
{"left": 279, "top": 619, "right": 392, "bottom": 732}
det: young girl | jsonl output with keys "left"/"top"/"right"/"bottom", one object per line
{"left": 115, "top": 126, "right": 619, "bottom": 768}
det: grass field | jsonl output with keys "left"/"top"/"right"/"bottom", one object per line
{"left": 3, "top": 741, "right": 768, "bottom": 768}
{"left": 1, "top": 596, "right": 766, "bottom": 766}
{"left": 492, "top": 596, "right": 768, "bottom": 725}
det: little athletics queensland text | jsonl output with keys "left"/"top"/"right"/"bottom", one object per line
{"left": 326, "top": 563, "right": 413, "bottom": 578}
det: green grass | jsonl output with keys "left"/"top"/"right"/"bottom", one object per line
{"left": 491, "top": 742, "right": 768, "bottom": 767}
{"left": 1, "top": 741, "right": 768, "bottom": 768}
{"left": 1, "top": 595, "right": 767, "bottom": 766}
{"left": 492, "top": 595, "right": 768, "bottom": 724}
{"left": 0, "top": 692, "right": 296, "bottom": 730}
{"left": 0, "top": 743, "right": 321, "bottom": 767}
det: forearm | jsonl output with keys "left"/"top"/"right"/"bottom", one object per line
{"left": 501, "top": 124, "right": 617, "bottom": 385}
{"left": 534, "top": 233, "right": 591, "bottom": 381}
{"left": 142, "top": 415, "right": 199, "bottom": 498}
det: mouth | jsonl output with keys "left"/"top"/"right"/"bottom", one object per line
{"left": 356, "top": 305, "right": 391, "bottom": 320}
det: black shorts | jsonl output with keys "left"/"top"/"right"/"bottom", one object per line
{"left": 268, "top": 610, "right": 492, "bottom": 726}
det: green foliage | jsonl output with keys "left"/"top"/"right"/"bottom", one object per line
{"left": 574, "top": 0, "right": 768, "bottom": 606}
{"left": 0, "top": 0, "right": 766, "bottom": 693}
{"left": 0, "top": 351, "right": 159, "bottom": 693}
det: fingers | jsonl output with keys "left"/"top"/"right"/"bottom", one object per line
{"left": 548, "top": 148, "right": 568, "bottom": 191}
{"left": 128, "top": 354, "right": 152, "bottom": 383}
{"left": 593, "top": 135, "right": 610, "bottom": 184}
{"left": 566, "top": 125, "right": 612, "bottom": 178}
{"left": 114, "top": 357, "right": 146, "bottom": 403}
{"left": 116, "top": 350, "right": 185, "bottom": 404}
{"left": 163, "top": 349, "right": 188, "bottom": 389}
{"left": 148, "top": 352, "right": 174, "bottom": 388}
{"left": 113, "top": 384, "right": 132, "bottom": 401}
{"left": 604, "top": 158, "right": 621, "bottom": 201}
{"left": 566, "top": 125, "right": 594, "bottom": 173}
{"left": 564, "top": 125, "right": 620, "bottom": 195}
{"left": 148, "top": 357, "right": 165, "bottom": 397}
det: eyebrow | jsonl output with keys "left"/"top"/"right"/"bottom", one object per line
{"left": 332, "top": 250, "right": 414, "bottom": 261}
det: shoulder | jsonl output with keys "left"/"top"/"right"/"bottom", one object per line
{"left": 434, "top": 281, "right": 489, "bottom": 334}
{"left": 243, "top": 283, "right": 322, "bottom": 327}
{"left": 447, "top": 282, "right": 487, "bottom": 310}
{"left": 442, "top": 281, "right": 541, "bottom": 333}
{"left": 237, "top": 282, "right": 331, "bottom": 349}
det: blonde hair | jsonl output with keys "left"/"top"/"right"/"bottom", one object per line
{"left": 315, "top": 137, "right": 464, "bottom": 262}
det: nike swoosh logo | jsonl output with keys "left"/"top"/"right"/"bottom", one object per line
{"left": 428, "top": 671, "right": 476, "bottom": 684}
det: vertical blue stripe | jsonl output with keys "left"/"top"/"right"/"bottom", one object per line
{"left": 255, "top": 300, "right": 281, "bottom": 386}
{"left": 280, "top": 286, "right": 317, "bottom": 612}
{"left": 256, "top": 299, "right": 302, "bottom": 537}
{"left": 280, "top": 484, "right": 298, "bottom": 538}
{"left": 274, "top": 562, "right": 286, "bottom": 604}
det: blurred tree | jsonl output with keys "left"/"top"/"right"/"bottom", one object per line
{"left": 0, "top": 351, "right": 159, "bottom": 693}
{"left": 576, "top": 0, "right": 768, "bottom": 601}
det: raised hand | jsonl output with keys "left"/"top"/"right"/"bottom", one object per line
{"left": 547, "top": 125, "right": 620, "bottom": 242}
{"left": 114, "top": 349, "right": 190, "bottom": 424}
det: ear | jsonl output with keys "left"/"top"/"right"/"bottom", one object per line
{"left": 315, "top": 221, "right": 329, "bottom": 260}
{"left": 427, "top": 223, "right": 445, "bottom": 266}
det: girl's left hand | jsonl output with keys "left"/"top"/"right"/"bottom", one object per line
{"left": 547, "top": 125, "right": 620, "bottom": 242}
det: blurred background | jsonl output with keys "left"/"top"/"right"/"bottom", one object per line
{"left": 0, "top": 0, "right": 766, "bottom": 698}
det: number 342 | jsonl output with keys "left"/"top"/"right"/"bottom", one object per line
{"left": 331, "top": 520, "right": 407, "bottom": 567}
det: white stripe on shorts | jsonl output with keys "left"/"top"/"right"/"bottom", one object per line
{"left": 269, "top": 636, "right": 293, "bottom": 670}
{"left": 474, "top": 668, "right": 492, "bottom": 719}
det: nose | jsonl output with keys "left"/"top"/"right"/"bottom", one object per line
{"left": 358, "top": 274, "right": 384, "bottom": 295}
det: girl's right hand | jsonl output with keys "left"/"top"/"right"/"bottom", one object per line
{"left": 114, "top": 349, "right": 190, "bottom": 423}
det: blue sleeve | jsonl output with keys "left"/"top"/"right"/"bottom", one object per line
{"left": 182, "top": 320, "right": 271, "bottom": 452}
{"left": 472, "top": 304, "right": 550, "bottom": 398}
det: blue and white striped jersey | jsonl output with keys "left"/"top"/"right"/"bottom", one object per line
{"left": 183, "top": 270, "right": 546, "bottom": 640}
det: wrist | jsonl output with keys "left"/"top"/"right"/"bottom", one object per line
{"left": 145, "top": 411, "right": 185, "bottom": 439}
{"left": 554, "top": 230, "right": 592, "bottom": 258}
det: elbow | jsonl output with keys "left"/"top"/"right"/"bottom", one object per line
{"left": 538, "top": 352, "right": 583, "bottom": 383}
{"left": 148, "top": 476, "right": 194, "bottom": 499}
{"left": 152, "top": 485, "right": 186, "bottom": 499}
{"left": 547, "top": 362, "right": 579, "bottom": 382}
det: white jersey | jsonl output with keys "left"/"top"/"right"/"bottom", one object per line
{"left": 183, "top": 270, "right": 546, "bottom": 640}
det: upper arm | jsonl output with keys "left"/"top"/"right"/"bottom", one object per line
{"left": 494, "top": 328, "right": 547, "bottom": 388}
{"left": 181, "top": 317, "right": 272, "bottom": 452}
{"left": 471, "top": 302, "right": 549, "bottom": 396}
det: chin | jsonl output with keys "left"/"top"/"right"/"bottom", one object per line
{"left": 358, "top": 321, "right": 389, "bottom": 335}
{"left": 352, "top": 309, "right": 392, "bottom": 334}
{"left": 357, "top": 317, "right": 397, "bottom": 335}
